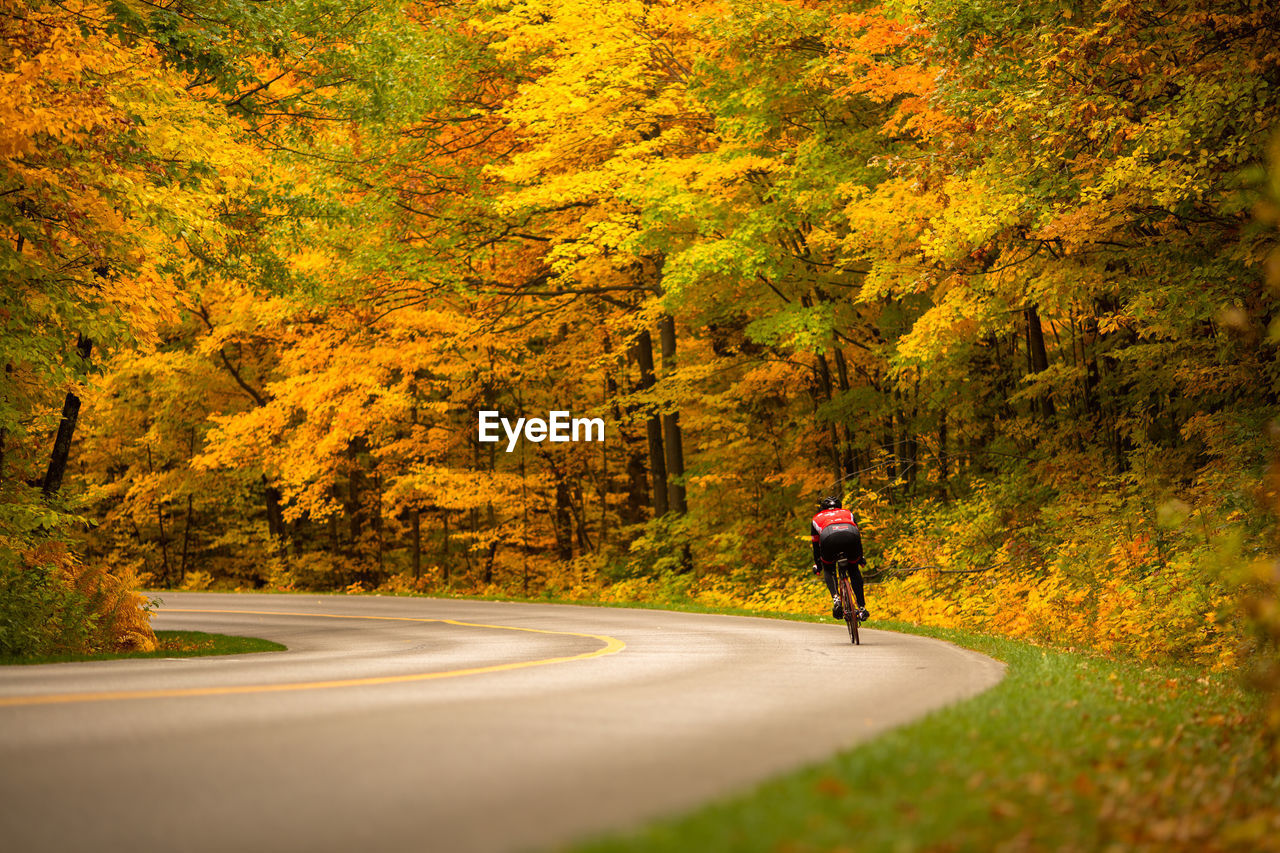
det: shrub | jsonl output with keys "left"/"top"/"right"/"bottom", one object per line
{"left": 0, "top": 543, "right": 155, "bottom": 657}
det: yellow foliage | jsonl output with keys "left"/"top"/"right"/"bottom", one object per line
{"left": 180, "top": 571, "right": 215, "bottom": 592}
{"left": 26, "top": 543, "right": 157, "bottom": 653}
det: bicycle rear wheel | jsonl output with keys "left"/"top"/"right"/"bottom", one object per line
{"left": 838, "top": 573, "right": 860, "bottom": 645}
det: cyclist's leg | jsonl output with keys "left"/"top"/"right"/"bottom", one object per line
{"left": 837, "top": 526, "right": 867, "bottom": 610}
{"left": 820, "top": 562, "right": 838, "bottom": 597}
{"left": 849, "top": 561, "right": 866, "bottom": 609}
{"left": 818, "top": 528, "right": 845, "bottom": 593}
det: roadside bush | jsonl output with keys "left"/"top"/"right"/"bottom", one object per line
{"left": 179, "top": 570, "right": 215, "bottom": 591}
{"left": 0, "top": 544, "right": 155, "bottom": 657}
{"left": 858, "top": 475, "right": 1245, "bottom": 668}
{"left": 265, "top": 551, "right": 370, "bottom": 591}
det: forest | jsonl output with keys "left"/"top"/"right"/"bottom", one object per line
{"left": 2, "top": 0, "right": 1279, "bottom": 727}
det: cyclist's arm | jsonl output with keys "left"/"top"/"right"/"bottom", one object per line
{"left": 810, "top": 520, "right": 822, "bottom": 568}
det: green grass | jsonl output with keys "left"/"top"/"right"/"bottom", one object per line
{"left": 572, "top": 621, "right": 1280, "bottom": 853}
{"left": 0, "top": 630, "right": 286, "bottom": 666}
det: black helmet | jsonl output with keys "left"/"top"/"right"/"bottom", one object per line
{"left": 819, "top": 496, "right": 842, "bottom": 510}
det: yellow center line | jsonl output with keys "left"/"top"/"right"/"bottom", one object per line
{"left": 0, "top": 607, "right": 627, "bottom": 708}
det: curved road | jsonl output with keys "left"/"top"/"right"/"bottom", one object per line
{"left": 0, "top": 593, "right": 1003, "bottom": 853}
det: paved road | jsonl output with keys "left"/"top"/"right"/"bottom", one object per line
{"left": 0, "top": 593, "right": 1003, "bottom": 853}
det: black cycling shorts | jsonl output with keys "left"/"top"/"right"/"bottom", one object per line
{"left": 818, "top": 523, "right": 862, "bottom": 566}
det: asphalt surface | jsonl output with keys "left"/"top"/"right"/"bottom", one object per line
{"left": 0, "top": 592, "right": 1004, "bottom": 853}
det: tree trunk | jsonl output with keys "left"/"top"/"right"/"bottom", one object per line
{"left": 375, "top": 474, "right": 385, "bottom": 576}
{"left": 180, "top": 494, "right": 194, "bottom": 585}
{"left": 1080, "top": 315, "right": 1102, "bottom": 416}
{"left": 1, "top": 364, "right": 11, "bottom": 483}
{"left": 484, "top": 497, "right": 495, "bottom": 585}
{"left": 1025, "top": 306, "right": 1056, "bottom": 419}
{"left": 613, "top": 337, "right": 649, "bottom": 524}
{"left": 328, "top": 490, "right": 340, "bottom": 554}
{"left": 483, "top": 535, "right": 497, "bottom": 586}
{"left": 131, "top": 520, "right": 151, "bottom": 580}
{"left": 625, "top": 449, "right": 649, "bottom": 523}
{"left": 441, "top": 511, "right": 451, "bottom": 585}
{"left": 553, "top": 472, "right": 574, "bottom": 561}
{"left": 0, "top": 366, "right": 7, "bottom": 486}
{"left": 831, "top": 345, "right": 856, "bottom": 479}
{"left": 411, "top": 508, "right": 422, "bottom": 580}
{"left": 465, "top": 506, "right": 476, "bottom": 575}
{"left": 895, "top": 389, "right": 914, "bottom": 489}
{"left": 42, "top": 335, "right": 91, "bottom": 497}
{"left": 346, "top": 437, "right": 369, "bottom": 558}
{"left": 599, "top": 369, "right": 610, "bottom": 547}
{"left": 815, "top": 353, "right": 842, "bottom": 491}
{"left": 520, "top": 441, "right": 531, "bottom": 595}
{"left": 264, "top": 479, "right": 286, "bottom": 548}
{"left": 632, "top": 329, "right": 668, "bottom": 517}
{"left": 905, "top": 377, "right": 919, "bottom": 489}
{"left": 883, "top": 414, "right": 897, "bottom": 481}
{"left": 657, "top": 314, "right": 687, "bottom": 515}
{"left": 938, "top": 407, "right": 949, "bottom": 498}
{"left": 155, "top": 501, "right": 171, "bottom": 585}
{"left": 146, "top": 444, "right": 171, "bottom": 586}
{"left": 571, "top": 479, "right": 594, "bottom": 552}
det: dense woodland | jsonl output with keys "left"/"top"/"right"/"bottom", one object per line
{"left": 2, "top": 0, "right": 1279, "bottom": 707}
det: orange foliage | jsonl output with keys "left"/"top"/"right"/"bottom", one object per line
{"left": 22, "top": 543, "right": 156, "bottom": 653}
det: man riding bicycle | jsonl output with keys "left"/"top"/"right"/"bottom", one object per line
{"left": 810, "top": 496, "right": 869, "bottom": 621}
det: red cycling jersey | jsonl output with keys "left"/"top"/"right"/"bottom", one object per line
{"left": 810, "top": 508, "right": 855, "bottom": 544}
{"left": 811, "top": 508, "right": 860, "bottom": 570}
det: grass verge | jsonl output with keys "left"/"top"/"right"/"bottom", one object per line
{"left": 573, "top": 620, "right": 1280, "bottom": 853}
{"left": 0, "top": 630, "right": 286, "bottom": 666}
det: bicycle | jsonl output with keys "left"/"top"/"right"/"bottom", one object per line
{"left": 836, "top": 557, "right": 861, "bottom": 645}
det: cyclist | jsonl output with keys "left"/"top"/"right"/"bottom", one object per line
{"left": 810, "top": 496, "right": 869, "bottom": 621}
